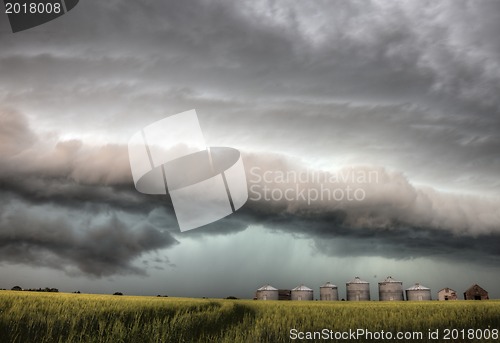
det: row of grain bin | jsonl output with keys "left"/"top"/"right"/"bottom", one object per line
{"left": 345, "top": 276, "right": 432, "bottom": 301}
{"left": 256, "top": 284, "right": 313, "bottom": 301}
{"left": 256, "top": 276, "right": 432, "bottom": 301}
{"left": 349, "top": 276, "right": 432, "bottom": 301}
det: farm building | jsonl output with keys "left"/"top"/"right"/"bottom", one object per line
{"left": 291, "top": 285, "right": 313, "bottom": 301}
{"left": 320, "top": 282, "right": 339, "bottom": 301}
{"left": 464, "top": 284, "right": 489, "bottom": 300}
{"left": 346, "top": 277, "right": 370, "bottom": 301}
{"left": 406, "top": 283, "right": 431, "bottom": 301}
{"left": 255, "top": 284, "right": 279, "bottom": 300}
{"left": 278, "top": 289, "right": 291, "bottom": 301}
{"left": 438, "top": 288, "right": 457, "bottom": 301}
{"left": 379, "top": 276, "right": 404, "bottom": 301}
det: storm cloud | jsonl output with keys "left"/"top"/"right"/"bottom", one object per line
{"left": 0, "top": 109, "right": 179, "bottom": 276}
{"left": 0, "top": 0, "right": 499, "bottom": 295}
{"left": 0, "top": 203, "right": 178, "bottom": 276}
{"left": 1, "top": 109, "right": 499, "bottom": 274}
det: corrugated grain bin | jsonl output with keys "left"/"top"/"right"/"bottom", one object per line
{"left": 291, "top": 284, "right": 314, "bottom": 301}
{"left": 256, "top": 284, "right": 279, "bottom": 300}
{"left": 406, "top": 283, "right": 431, "bottom": 301}
{"left": 320, "top": 282, "right": 339, "bottom": 301}
{"left": 378, "top": 276, "right": 404, "bottom": 301}
{"left": 346, "top": 277, "right": 370, "bottom": 301}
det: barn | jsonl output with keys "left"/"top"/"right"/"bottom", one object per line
{"left": 438, "top": 288, "right": 457, "bottom": 301}
{"left": 464, "top": 284, "right": 489, "bottom": 300}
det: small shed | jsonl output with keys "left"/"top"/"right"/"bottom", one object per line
{"left": 464, "top": 284, "right": 489, "bottom": 300}
{"left": 278, "top": 289, "right": 292, "bottom": 301}
{"left": 438, "top": 288, "right": 457, "bottom": 301}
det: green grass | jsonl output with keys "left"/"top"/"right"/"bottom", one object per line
{"left": 0, "top": 291, "right": 499, "bottom": 342}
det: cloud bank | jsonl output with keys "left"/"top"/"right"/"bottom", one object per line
{"left": 1, "top": 109, "right": 499, "bottom": 276}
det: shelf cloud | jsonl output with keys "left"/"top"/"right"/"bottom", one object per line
{"left": 0, "top": 0, "right": 499, "bottom": 296}
{"left": 1, "top": 109, "right": 499, "bottom": 276}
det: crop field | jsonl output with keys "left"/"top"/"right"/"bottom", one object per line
{"left": 0, "top": 291, "right": 499, "bottom": 342}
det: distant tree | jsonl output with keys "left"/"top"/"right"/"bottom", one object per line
{"left": 225, "top": 296, "right": 238, "bottom": 300}
{"left": 73, "top": 291, "right": 81, "bottom": 294}
{"left": 11, "top": 286, "right": 22, "bottom": 291}
{"left": 113, "top": 292, "right": 123, "bottom": 296}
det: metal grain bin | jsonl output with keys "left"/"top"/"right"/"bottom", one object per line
{"left": 256, "top": 284, "right": 279, "bottom": 300}
{"left": 291, "top": 284, "right": 314, "bottom": 301}
{"left": 346, "top": 277, "right": 370, "bottom": 301}
{"left": 320, "top": 282, "right": 339, "bottom": 301}
{"left": 406, "top": 283, "right": 432, "bottom": 301}
{"left": 378, "top": 276, "right": 404, "bottom": 301}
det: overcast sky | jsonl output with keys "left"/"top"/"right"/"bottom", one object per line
{"left": 1, "top": 0, "right": 499, "bottom": 299}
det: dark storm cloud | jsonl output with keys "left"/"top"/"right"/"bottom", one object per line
{"left": 2, "top": 0, "right": 500, "bottom": 107}
{"left": 0, "top": 110, "right": 180, "bottom": 276}
{"left": 0, "top": 108, "right": 144, "bottom": 209}
{"left": 244, "top": 209, "right": 500, "bottom": 267}
{"left": 1, "top": 0, "right": 499, "bottom": 196}
{"left": 235, "top": 152, "right": 500, "bottom": 265}
{"left": 203, "top": 101, "right": 500, "bottom": 195}
{"left": 312, "top": 226, "right": 500, "bottom": 265}
{"left": 0, "top": 205, "right": 178, "bottom": 277}
{"left": 0, "top": 108, "right": 499, "bottom": 272}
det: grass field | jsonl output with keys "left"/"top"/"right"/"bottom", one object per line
{"left": 0, "top": 291, "right": 499, "bottom": 342}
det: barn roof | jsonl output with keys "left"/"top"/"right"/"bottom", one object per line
{"left": 464, "top": 284, "right": 488, "bottom": 293}
{"left": 438, "top": 288, "right": 456, "bottom": 293}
